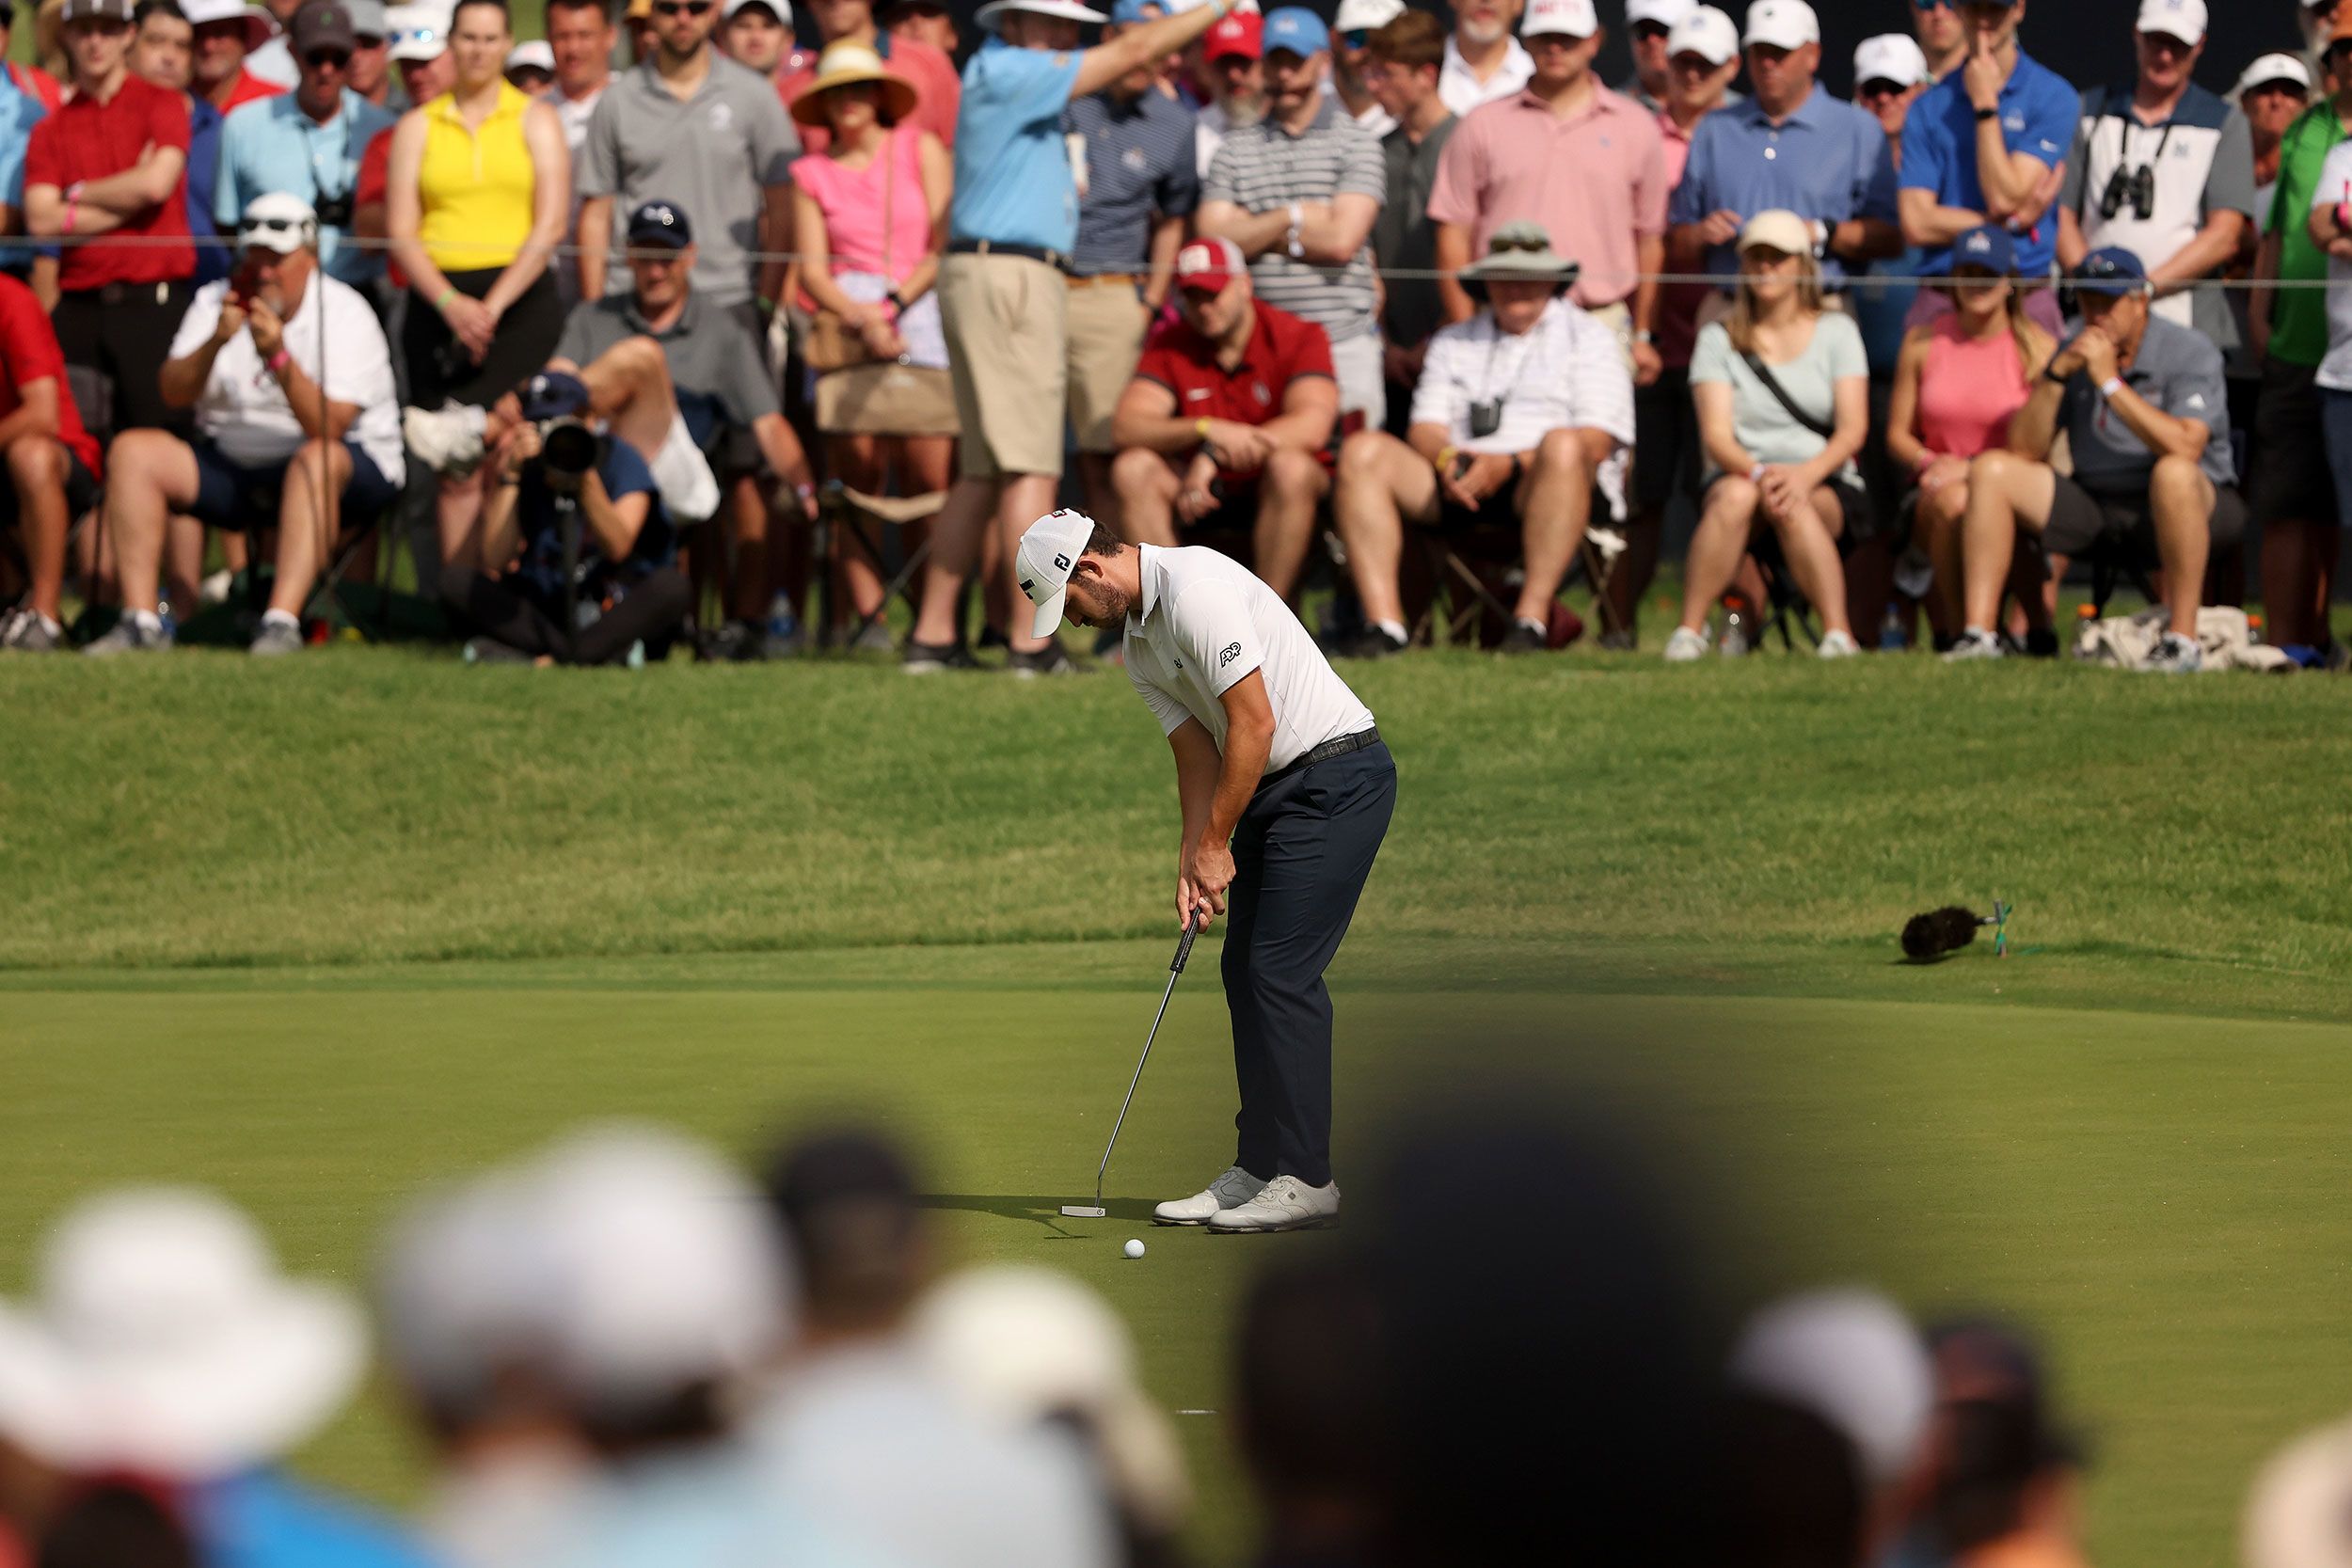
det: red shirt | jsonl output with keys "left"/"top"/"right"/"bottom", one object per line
{"left": 775, "top": 34, "right": 959, "bottom": 156}
{"left": 1133, "top": 301, "right": 1335, "bottom": 478}
{"left": 8, "top": 62, "right": 62, "bottom": 114}
{"left": 354, "top": 125, "right": 407, "bottom": 288}
{"left": 25, "top": 73, "right": 195, "bottom": 291}
{"left": 213, "top": 69, "right": 285, "bottom": 112}
{"left": 0, "top": 274, "right": 102, "bottom": 476}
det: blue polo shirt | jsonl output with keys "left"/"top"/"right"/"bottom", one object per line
{"left": 1899, "top": 49, "right": 2076, "bottom": 278}
{"left": 214, "top": 88, "right": 396, "bottom": 285}
{"left": 187, "top": 96, "right": 229, "bottom": 286}
{"left": 0, "top": 74, "right": 45, "bottom": 272}
{"left": 1065, "top": 87, "right": 1199, "bottom": 276}
{"left": 1668, "top": 83, "right": 1898, "bottom": 286}
{"left": 950, "top": 36, "right": 1086, "bottom": 251}
{"left": 516, "top": 437, "right": 672, "bottom": 602}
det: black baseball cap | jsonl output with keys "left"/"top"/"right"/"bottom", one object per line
{"left": 626, "top": 200, "right": 692, "bottom": 249}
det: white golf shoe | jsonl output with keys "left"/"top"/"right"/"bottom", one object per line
{"left": 1153, "top": 1165, "right": 1265, "bottom": 1226}
{"left": 1207, "top": 1174, "right": 1341, "bottom": 1233}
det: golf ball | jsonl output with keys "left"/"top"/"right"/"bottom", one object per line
{"left": 1123, "top": 1239, "right": 1146, "bottom": 1259}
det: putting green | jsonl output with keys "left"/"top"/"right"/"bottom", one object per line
{"left": 5, "top": 953, "right": 2347, "bottom": 1568}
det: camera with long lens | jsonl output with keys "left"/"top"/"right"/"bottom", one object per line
{"left": 2098, "top": 163, "right": 2155, "bottom": 222}
{"left": 539, "top": 418, "right": 600, "bottom": 481}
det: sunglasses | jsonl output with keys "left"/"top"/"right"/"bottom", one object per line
{"left": 1857, "top": 77, "right": 1907, "bottom": 98}
{"left": 305, "top": 47, "right": 350, "bottom": 66}
{"left": 1338, "top": 26, "right": 1367, "bottom": 47}
{"left": 653, "top": 1, "right": 712, "bottom": 14}
{"left": 1486, "top": 232, "right": 1553, "bottom": 257}
{"left": 1631, "top": 19, "right": 1668, "bottom": 39}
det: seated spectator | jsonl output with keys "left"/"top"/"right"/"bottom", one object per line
{"left": 501, "top": 36, "right": 548, "bottom": 93}
{"left": 0, "top": 272, "right": 102, "bottom": 652}
{"left": 1192, "top": 8, "right": 1261, "bottom": 179}
{"left": 1953, "top": 247, "right": 2241, "bottom": 671}
{"left": 1663, "top": 210, "right": 1868, "bottom": 662}
{"left": 1332, "top": 221, "right": 1629, "bottom": 656}
{"left": 184, "top": 0, "right": 282, "bottom": 110}
{"left": 1885, "top": 226, "right": 2051, "bottom": 648}
{"left": 83, "top": 194, "right": 404, "bottom": 657}
{"left": 437, "top": 372, "right": 690, "bottom": 665}
{"left": 1108, "top": 236, "right": 1337, "bottom": 602}
{"left": 774, "top": 0, "right": 958, "bottom": 154}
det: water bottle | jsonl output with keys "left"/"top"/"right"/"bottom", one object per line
{"left": 1719, "top": 595, "right": 1750, "bottom": 657}
{"left": 1880, "top": 603, "right": 1906, "bottom": 652}
{"left": 768, "top": 590, "right": 800, "bottom": 647}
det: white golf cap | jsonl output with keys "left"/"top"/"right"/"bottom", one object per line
{"left": 1520, "top": 0, "right": 1597, "bottom": 37}
{"left": 2134, "top": 0, "right": 2205, "bottom": 43}
{"left": 385, "top": 1, "right": 450, "bottom": 59}
{"left": 1016, "top": 508, "right": 1094, "bottom": 638}
{"left": 723, "top": 0, "right": 792, "bottom": 17}
{"left": 237, "top": 192, "right": 315, "bottom": 254}
{"left": 1666, "top": 4, "right": 1736, "bottom": 64}
{"left": 1626, "top": 0, "right": 1693, "bottom": 25}
{"left": 375, "top": 1172, "right": 547, "bottom": 1417}
{"left": 2245, "top": 1418, "right": 2352, "bottom": 1568}
{"left": 181, "top": 0, "right": 278, "bottom": 46}
{"left": 1852, "top": 31, "right": 1929, "bottom": 87}
{"left": 973, "top": 0, "right": 1106, "bottom": 28}
{"left": 1730, "top": 1288, "right": 1933, "bottom": 1491}
{"left": 2235, "top": 51, "right": 2312, "bottom": 96}
{"left": 504, "top": 38, "right": 552, "bottom": 70}
{"left": 1332, "top": 0, "right": 1402, "bottom": 32}
{"left": 1741, "top": 0, "right": 1817, "bottom": 50}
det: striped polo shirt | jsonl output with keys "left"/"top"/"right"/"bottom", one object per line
{"left": 1201, "top": 99, "right": 1386, "bottom": 344}
{"left": 1066, "top": 87, "right": 1200, "bottom": 277}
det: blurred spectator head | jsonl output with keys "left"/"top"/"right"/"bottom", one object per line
{"left": 2243, "top": 1415, "right": 2352, "bottom": 1568}
{"left": 386, "top": 0, "right": 452, "bottom": 100}
{"left": 760, "top": 1128, "right": 930, "bottom": 1344}
{"left": 878, "top": 0, "right": 950, "bottom": 51}
{"left": 1663, "top": 4, "right": 1737, "bottom": 110}
{"left": 291, "top": 0, "right": 360, "bottom": 108}
{"left": 542, "top": 0, "right": 612, "bottom": 94}
{"left": 1174, "top": 234, "right": 1253, "bottom": 338}
{"left": 1734, "top": 209, "right": 1826, "bottom": 334}
{"left": 1923, "top": 1319, "right": 2085, "bottom": 1556}
{"left": 720, "top": 0, "right": 787, "bottom": 73}
{"left": 58, "top": 0, "right": 138, "bottom": 88}
{"left": 1518, "top": 0, "right": 1599, "bottom": 87}
{"left": 2234, "top": 52, "right": 2311, "bottom": 152}
{"left": 2134, "top": 0, "right": 2205, "bottom": 94}
{"left": 2071, "top": 245, "right": 2153, "bottom": 343}
{"left": 914, "top": 1266, "right": 1190, "bottom": 1543}
{"left": 1329, "top": 0, "right": 1397, "bottom": 91}
{"left": 377, "top": 1170, "right": 559, "bottom": 1449}
{"left": 645, "top": 0, "right": 718, "bottom": 62}
{"left": 1912, "top": 0, "right": 1963, "bottom": 70}
{"left": 1233, "top": 1255, "right": 1394, "bottom": 1565}
{"left": 447, "top": 0, "right": 509, "bottom": 91}
{"left": 502, "top": 36, "right": 550, "bottom": 89}
{"left": 0, "top": 1188, "right": 367, "bottom": 1481}
{"left": 128, "top": 0, "right": 191, "bottom": 87}
{"left": 1714, "top": 1391, "right": 1864, "bottom": 1568}
{"left": 806, "top": 0, "right": 875, "bottom": 43}
{"left": 975, "top": 0, "right": 1100, "bottom": 53}
{"left": 1200, "top": 8, "right": 1262, "bottom": 118}
{"left": 343, "top": 0, "right": 387, "bottom": 96}
{"left": 1625, "top": 0, "right": 1691, "bottom": 95}
{"left": 182, "top": 0, "right": 267, "bottom": 91}
{"left": 1451, "top": 0, "right": 1519, "bottom": 50}
{"left": 1740, "top": 0, "right": 1819, "bottom": 114}
{"left": 624, "top": 199, "right": 695, "bottom": 305}
{"left": 234, "top": 193, "right": 322, "bottom": 305}
{"left": 623, "top": 0, "right": 651, "bottom": 61}
{"left": 32, "top": 1479, "right": 196, "bottom": 1568}
{"left": 1104, "top": 0, "right": 1163, "bottom": 94}
{"left": 2303, "top": 0, "right": 2343, "bottom": 58}
{"left": 1363, "top": 8, "right": 1441, "bottom": 119}
{"left": 793, "top": 38, "right": 916, "bottom": 134}
{"left": 1852, "top": 32, "right": 1930, "bottom": 136}
{"left": 1261, "top": 6, "right": 1326, "bottom": 112}
{"left": 1457, "top": 220, "right": 1581, "bottom": 323}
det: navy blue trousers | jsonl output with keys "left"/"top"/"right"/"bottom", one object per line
{"left": 1223, "top": 739, "right": 1397, "bottom": 1189}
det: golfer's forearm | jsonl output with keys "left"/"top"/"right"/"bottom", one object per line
{"left": 1203, "top": 722, "right": 1272, "bottom": 846}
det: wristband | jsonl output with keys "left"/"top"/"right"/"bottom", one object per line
{"left": 432, "top": 286, "right": 456, "bottom": 312}
{"left": 1748, "top": 462, "right": 1768, "bottom": 483}
{"left": 2042, "top": 362, "right": 2069, "bottom": 387}
{"left": 1632, "top": 328, "right": 1655, "bottom": 345}
{"left": 1435, "top": 444, "right": 1458, "bottom": 472}
{"left": 2335, "top": 202, "right": 2352, "bottom": 235}
{"left": 755, "top": 295, "right": 778, "bottom": 317}
{"left": 2099, "top": 374, "right": 2124, "bottom": 401}
{"left": 1194, "top": 415, "right": 1212, "bottom": 444}
{"left": 1809, "top": 219, "right": 1830, "bottom": 258}
{"left": 266, "top": 348, "right": 292, "bottom": 373}
{"left": 1974, "top": 106, "right": 1998, "bottom": 122}
{"left": 61, "top": 199, "right": 75, "bottom": 237}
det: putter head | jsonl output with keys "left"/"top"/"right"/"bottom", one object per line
{"left": 1059, "top": 1204, "right": 1108, "bottom": 1218}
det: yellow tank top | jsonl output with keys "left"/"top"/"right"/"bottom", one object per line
{"left": 417, "top": 82, "right": 536, "bottom": 275}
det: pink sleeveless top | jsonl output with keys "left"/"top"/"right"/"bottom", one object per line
{"left": 1916, "top": 313, "right": 2031, "bottom": 460}
{"left": 793, "top": 128, "right": 931, "bottom": 285}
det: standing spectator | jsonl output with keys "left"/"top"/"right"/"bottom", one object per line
{"left": 720, "top": 0, "right": 792, "bottom": 80}
{"left": 575, "top": 0, "right": 798, "bottom": 314}
{"left": 1334, "top": 222, "right": 1630, "bottom": 655}
{"left": 1328, "top": 0, "right": 1398, "bottom": 137}
{"left": 1662, "top": 211, "right": 1869, "bottom": 662}
{"left": 501, "top": 37, "right": 549, "bottom": 92}
{"left": 215, "top": 0, "right": 396, "bottom": 287}
{"left": 1897, "top": 0, "right": 2074, "bottom": 335}
{"left": 1913, "top": 0, "right": 1963, "bottom": 82}
{"left": 1, "top": 1, "right": 67, "bottom": 109}
{"left": 903, "top": 0, "right": 1236, "bottom": 674}
{"left": 880, "top": 0, "right": 951, "bottom": 55}
{"left": 1192, "top": 8, "right": 1261, "bottom": 179}
{"left": 543, "top": 0, "right": 612, "bottom": 305}
{"left": 2224, "top": 50, "right": 2309, "bottom": 571}
{"left": 384, "top": 0, "right": 453, "bottom": 104}
{"left": 386, "top": 0, "right": 568, "bottom": 568}
{"left": 1613, "top": 0, "right": 1689, "bottom": 112}
{"left": 1605, "top": 0, "right": 1737, "bottom": 647}
{"left": 621, "top": 0, "right": 652, "bottom": 61}
{"left": 1955, "top": 247, "right": 2240, "bottom": 672}
{"left": 2250, "top": 24, "right": 2342, "bottom": 657}
{"left": 185, "top": 0, "right": 282, "bottom": 110}
{"left": 1108, "top": 236, "right": 1337, "bottom": 599}
{"left": 1425, "top": 0, "right": 1669, "bottom": 378}
{"left": 775, "top": 0, "right": 958, "bottom": 154}
{"left": 1197, "top": 8, "right": 1385, "bottom": 420}
{"left": 0, "top": 274, "right": 101, "bottom": 652}
{"left": 1666, "top": 0, "right": 1901, "bottom": 304}
{"left": 1365, "top": 8, "right": 1463, "bottom": 430}
{"left": 85, "top": 194, "right": 404, "bottom": 657}
{"left": 344, "top": 0, "right": 388, "bottom": 103}
{"left": 1066, "top": 0, "right": 1198, "bottom": 526}
{"left": 127, "top": 0, "right": 226, "bottom": 321}
{"left": 25, "top": 0, "right": 196, "bottom": 436}
{"left": 243, "top": 0, "right": 306, "bottom": 83}
{"left": 1438, "top": 0, "right": 1527, "bottom": 119}
{"left": 2058, "top": 0, "right": 2255, "bottom": 355}
{"left": 2296, "top": 121, "right": 2352, "bottom": 654}
{"left": 0, "top": 35, "right": 50, "bottom": 304}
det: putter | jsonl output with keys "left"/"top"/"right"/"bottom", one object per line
{"left": 1061, "top": 920, "right": 1200, "bottom": 1219}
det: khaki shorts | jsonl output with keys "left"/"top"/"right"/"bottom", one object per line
{"left": 940, "top": 251, "right": 1069, "bottom": 481}
{"left": 1066, "top": 277, "right": 1151, "bottom": 454}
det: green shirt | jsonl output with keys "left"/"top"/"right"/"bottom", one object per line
{"left": 2266, "top": 99, "right": 2346, "bottom": 367}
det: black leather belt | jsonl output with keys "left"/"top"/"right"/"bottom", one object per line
{"left": 1258, "top": 726, "right": 1382, "bottom": 792}
{"left": 947, "top": 238, "right": 1072, "bottom": 271}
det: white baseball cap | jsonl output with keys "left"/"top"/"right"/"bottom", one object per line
{"left": 1016, "top": 508, "right": 1095, "bottom": 638}
{"left": 504, "top": 39, "right": 552, "bottom": 71}
{"left": 2234, "top": 51, "right": 2312, "bottom": 96}
{"left": 385, "top": 1, "right": 450, "bottom": 60}
{"left": 1741, "top": 0, "right": 1817, "bottom": 50}
{"left": 2134, "top": 0, "right": 2206, "bottom": 43}
{"left": 237, "top": 192, "right": 316, "bottom": 254}
{"left": 1852, "top": 32, "right": 1929, "bottom": 87}
{"left": 1626, "top": 0, "right": 1694, "bottom": 25}
{"left": 1730, "top": 1289, "right": 1933, "bottom": 1491}
{"left": 1520, "top": 0, "right": 1597, "bottom": 38}
{"left": 1666, "top": 5, "right": 1736, "bottom": 64}
{"left": 1332, "top": 0, "right": 1403, "bottom": 33}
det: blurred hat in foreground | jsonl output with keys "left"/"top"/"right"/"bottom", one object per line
{"left": 2244, "top": 1416, "right": 2352, "bottom": 1568}
{"left": 1730, "top": 1287, "right": 1932, "bottom": 1489}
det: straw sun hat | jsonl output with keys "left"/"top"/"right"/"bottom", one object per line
{"left": 791, "top": 40, "right": 920, "bottom": 127}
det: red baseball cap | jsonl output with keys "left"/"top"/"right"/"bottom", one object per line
{"left": 1175, "top": 236, "right": 1247, "bottom": 291}
{"left": 1204, "top": 9, "right": 1261, "bottom": 58}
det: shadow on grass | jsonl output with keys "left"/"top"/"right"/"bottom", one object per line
{"left": 915, "top": 1193, "right": 1162, "bottom": 1230}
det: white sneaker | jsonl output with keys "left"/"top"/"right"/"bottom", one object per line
{"left": 1206, "top": 1174, "right": 1341, "bottom": 1233}
{"left": 1817, "top": 629, "right": 1860, "bottom": 658}
{"left": 1662, "top": 626, "right": 1708, "bottom": 663}
{"left": 404, "top": 403, "right": 487, "bottom": 476}
{"left": 1153, "top": 1165, "right": 1265, "bottom": 1226}
{"left": 1942, "top": 627, "right": 2004, "bottom": 662}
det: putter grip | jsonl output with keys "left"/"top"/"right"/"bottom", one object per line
{"left": 1172, "top": 921, "right": 1198, "bottom": 974}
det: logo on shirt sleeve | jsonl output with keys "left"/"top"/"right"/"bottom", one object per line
{"left": 1218, "top": 641, "right": 1243, "bottom": 667}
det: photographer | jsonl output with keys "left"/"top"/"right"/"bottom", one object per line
{"left": 437, "top": 370, "right": 691, "bottom": 665}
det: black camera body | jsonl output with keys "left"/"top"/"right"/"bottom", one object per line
{"left": 312, "top": 192, "right": 355, "bottom": 230}
{"left": 1468, "top": 397, "right": 1506, "bottom": 440}
{"left": 539, "top": 418, "right": 600, "bottom": 481}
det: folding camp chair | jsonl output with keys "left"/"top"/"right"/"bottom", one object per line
{"left": 816, "top": 479, "right": 942, "bottom": 650}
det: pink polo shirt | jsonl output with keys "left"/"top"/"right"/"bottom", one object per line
{"left": 1425, "top": 82, "right": 1667, "bottom": 309}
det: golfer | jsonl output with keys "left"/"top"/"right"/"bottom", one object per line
{"left": 1017, "top": 509, "right": 1396, "bottom": 1232}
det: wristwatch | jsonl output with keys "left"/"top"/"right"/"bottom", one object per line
{"left": 1285, "top": 202, "right": 1304, "bottom": 261}
{"left": 1632, "top": 329, "right": 1656, "bottom": 345}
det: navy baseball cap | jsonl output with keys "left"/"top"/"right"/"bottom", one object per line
{"left": 1950, "top": 224, "right": 2016, "bottom": 275}
{"left": 1263, "top": 6, "right": 1328, "bottom": 55}
{"left": 627, "top": 200, "right": 693, "bottom": 249}
{"left": 518, "top": 371, "right": 590, "bottom": 421}
{"left": 2074, "top": 246, "right": 2150, "bottom": 296}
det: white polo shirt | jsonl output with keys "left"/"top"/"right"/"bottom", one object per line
{"left": 1123, "top": 545, "right": 1375, "bottom": 772}
{"left": 1438, "top": 36, "right": 1533, "bottom": 120}
{"left": 167, "top": 272, "right": 406, "bottom": 483}
{"left": 1410, "top": 296, "right": 1636, "bottom": 517}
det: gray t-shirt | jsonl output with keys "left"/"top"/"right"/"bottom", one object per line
{"left": 1689, "top": 311, "right": 1868, "bottom": 482}
{"left": 555, "top": 291, "right": 779, "bottom": 440}
{"left": 1201, "top": 99, "right": 1385, "bottom": 343}
{"left": 578, "top": 54, "right": 801, "bottom": 307}
{"left": 2060, "top": 313, "right": 2234, "bottom": 492}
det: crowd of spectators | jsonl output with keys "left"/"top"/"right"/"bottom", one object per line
{"left": 0, "top": 0, "right": 2344, "bottom": 671}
